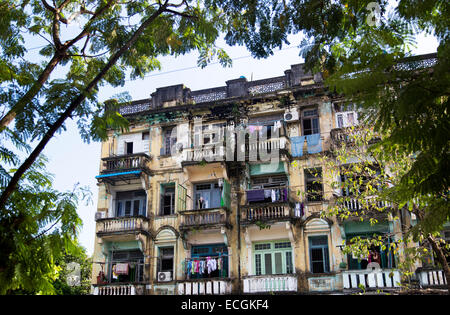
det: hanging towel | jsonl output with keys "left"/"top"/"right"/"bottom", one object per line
{"left": 247, "top": 189, "right": 265, "bottom": 202}
{"left": 291, "top": 136, "right": 305, "bottom": 157}
{"left": 264, "top": 189, "right": 272, "bottom": 199}
{"left": 271, "top": 189, "right": 277, "bottom": 202}
{"left": 306, "top": 133, "right": 322, "bottom": 154}
{"left": 115, "top": 263, "right": 129, "bottom": 275}
{"left": 295, "top": 203, "right": 301, "bottom": 217}
{"left": 283, "top": 188, "right": 288, "bottom": 201}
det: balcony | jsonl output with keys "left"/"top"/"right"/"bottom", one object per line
{"left": 177, "top": 279, "right": 232, "bottom": 295}
{"left": 96, "top": 153, "right": 152, "bottom": 184}
{"left": 342, "top": 269, "right": 401, "bottom": 290}
{"left": 241, "top": 186, "right": 297, "bottom": 224}
{"left": 243, "top": 275, "right": 297, "bottom": 293}
{"left": 336, "top": 197, "right": 393, "bottom": 223}
{"left": 416, "top": 268, "right": 447, "bottom": 288}
{"left": 241, "top": 202, "right": 295, "bottom": 224}
{"left": 182, "top": 145, "right": 225, "bottom": 165}
{"left": 93, "top": 283, "right": 146, "bottom": 295}
{"left": 179, "top": 207, "right": 229, "bottom": 230}
{"left": 96, "top": 216, "right": 150, "bottom": 238}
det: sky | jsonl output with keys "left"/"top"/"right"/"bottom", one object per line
{"left": 38, "top": 31, "right": 438, "bottom": 256}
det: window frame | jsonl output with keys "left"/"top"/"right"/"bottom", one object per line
{"left": 308, "top": 235, "right": 330, "bottom": 274}
{"left": 160, "top": 184, "right": 176, "bottom": 216}
{"left": 162, "top": 127, "right": 177, "bottom": 156}
{"left": 115, "top": 190, "right": 146, "bottom": 217}
{"left": 253, "top": 240, "right": 294, "bottom": 276}
{"left": 302, "top": 108, "right": 320, "bottom": 136}
{"left": 304, "top": 167, "right": 324, "bottom": 202}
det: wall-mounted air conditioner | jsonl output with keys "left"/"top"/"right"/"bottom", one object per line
{"left": 158, "top": 271, "right": 172, "bottom": 282}
{"left": 95, "top": 212, "right": 106, "bottom": 220}
{"left": 284, "top": 108, "right": 299, "bottom": 122}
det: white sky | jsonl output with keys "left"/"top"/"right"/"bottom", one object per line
{"left": 38, "top": 30, "right": 438, "bottom": 256}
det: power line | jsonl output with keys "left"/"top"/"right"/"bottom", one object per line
{"left": 124, "top": 45, "right": 300, "bottom": 82}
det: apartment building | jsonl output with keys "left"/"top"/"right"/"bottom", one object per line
{"left": 90, "top": 53, "right": 447, "bottom": 295}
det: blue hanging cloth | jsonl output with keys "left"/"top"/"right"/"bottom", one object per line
{"left": 306, "top": 133, "right": 322, "bottom": 154}
{"left": 290, "top": 136, "right": 305, "bottom": 157}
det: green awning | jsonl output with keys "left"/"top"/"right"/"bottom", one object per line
{"left": 344, "top": 221, "right": 390, "bottom": 238}
{"left": 250, "top": 162, "right": 286, "bottom": 176}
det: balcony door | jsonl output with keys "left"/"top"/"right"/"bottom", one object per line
{"left": 116, "top": 190, "right": 146, "bottom": 217}
{"left": 194, "top": 182, "right": 221, "bottom": 209}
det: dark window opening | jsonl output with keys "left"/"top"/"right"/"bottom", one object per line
{"left": 302, "top": 109, "right": 320, "bottom": 135}
{"left": 126, "top": 142, "right": 133, "bottom": 154}
{"left": 160, "top": 185, "right": 175, "bottom": 216}
{"left": 309, "top": 236, "right": 330, "bottom": 273}
{"left": 305, "top": 168, "right": 323, "bottom": 202}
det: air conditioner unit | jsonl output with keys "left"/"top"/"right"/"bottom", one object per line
{"left": 284, "top": 108, "right": 299, "bottom": 122}
{"left": 95, "top": 212, "right": 106, "bottom": 220}
{"left": 158, "top": 271, "right": 172, "bottom": 282}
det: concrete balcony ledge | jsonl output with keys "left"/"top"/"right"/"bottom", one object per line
{"left": 177, "top": 278, "right": 232, "bottom": 295}
{"left": 179, "top": 207, "right": 229, "bottom": 229}
{"left": 341, "top": 269, "right": 401, "bottom": 290}
{"left": 96, "top": 216, "right": 151, "bottom": 237}
{"left": 243, "top": 274, "right": 297, "bottom": 293}
{"left": 241, "top": 201, "right": 296, "bottom": 224}
{"left": 92, "top": 283, "right": 146, "bottom": 295}
{"left": 416, "top": 268, "right": 447, "bottom": 288}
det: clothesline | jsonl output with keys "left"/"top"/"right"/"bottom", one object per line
{"left": 184, "top": 255, "right": 229, "bottom": 278}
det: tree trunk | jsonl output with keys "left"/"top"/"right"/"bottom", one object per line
{"left": 0, "top": 53, "right": 63, "bottom": 131}
{"left": 0, "top": 3, "right": 168, "bottom": 210}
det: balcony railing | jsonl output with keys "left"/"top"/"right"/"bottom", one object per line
{"left": 417, "top": 269, "right": 447, "bottom": 288}
{"left": 342, "top": 269, "right": 401, "bottom": 290}
{"left": 183, "top": 145, "right": 225, "bottom": 163}
{"left": 246, "top": 137, "right": 289, "bottom": 154}
{"left": 179, "top": 208, "right": 228, "bottom": 228}
{"left": 338, "top": 197, "right": 392, "bottom": 212}
{"left": 96, "top": 216, "right": 149, "bottom": 235}
{"left": 243, "top": 275, "right": 297, "bottom": 293}
{"left": 178, "top": 279, "right": 232, "bottom": 295}
{"left": 93, "top": 284, "right": 145, "bottom": 295}
{"left": 100, "top": 153, "right": 151, "bottom": 174}
{"left": 241, "top": 202, "right": 294, "bottom": 223}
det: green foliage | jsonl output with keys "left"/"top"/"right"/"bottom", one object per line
{"left": 0, "top": 155, "right": 90, "bottom": 294}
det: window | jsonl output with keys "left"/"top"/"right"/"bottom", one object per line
{"left": 126, "top": 142, "right": 133, "bottom": 154}
{"left": 253, "top": 241, "right": 293, "bottom": 276}
{"left": 162, "top": 127, "right": 177, "bottom": 156}
{"left": 305, "top": 168, "right": 323, "bottom": 202}
{"left": 160, "top": 184, "right": 175, "bottom": 216}
{"left": 116, "top": 190, "right": 146, "bottom": 217}
{"left": 309, "top": 236, "right": 330, "bottom": 273}
{"left": 302, "top": 109, "right": 320, "bottom": 135}
{"left": 158, "top": 246, "right": 174, "bottom": 279}
{"left": 194, "top": 182, "right": 221, "bottom": 209}
{"left": 190, "top": 244, "right": 228, "bottom": 279}
{"left": 250, "top": 174, "right": 288, "bottom": 189}
{"left": 336, "top": 111, "right": 358, "bottom": 128}
{"left": 109, "top": 250, "right": 144, "bottom": 283}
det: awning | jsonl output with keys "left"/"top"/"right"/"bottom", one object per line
{"left": 249, "top": 161, "right": 286, "bottom": 176}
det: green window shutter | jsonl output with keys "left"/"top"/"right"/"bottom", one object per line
{"left": 177, "top": 184, "right": 187, "bottom": 212}
{"left": 220, "top": 179, "right": 231, "bottom": 209}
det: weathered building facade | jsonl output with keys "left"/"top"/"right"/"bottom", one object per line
{"left": 90, "top": 53, "right": 447, "bottom": 295}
